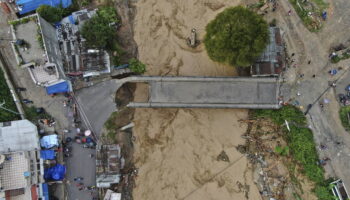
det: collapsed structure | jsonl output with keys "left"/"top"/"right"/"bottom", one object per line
{"left": 96, "top": 144, "right": 122, "bottom": 188}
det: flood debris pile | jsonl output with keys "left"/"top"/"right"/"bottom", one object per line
{"left": 238, "top": 106, "right": 334, "bottom": 200}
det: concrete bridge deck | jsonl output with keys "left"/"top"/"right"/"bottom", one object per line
{"left": 118, "top": 76, "right": 281, "bottom": 109}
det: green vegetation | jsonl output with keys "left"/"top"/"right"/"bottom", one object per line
{"left": 339, "top": 106, "right": 350, "bottom": 130}
{"left": 8, "top": 16, "right": 36, "bottom": 27}
{"left": 104, "top": 111, "right": 118, "bottom": 141}
{"left": 36, "top": 5, "right": 62, "bottom": 23}
{"left": 129, "top": 58, "right": 146, "bottom": 74}
{"left": 204, "top": 6, "right": 269, "bottom": 67}
{"left": 255, "top": 105, "right": 334, "bottom": 200}
{"left": 0, "top": 69, "right": 19, "bottom": 122}
{"left": 81, "top": 7, "right": 119, "bottom": 50}
{"left": 331, "top": 52, "right": 350, "bottom": 63}
{"left": 97, "top": 7, "right": 118, "bottom": 24}
{"left": 24, "top": 106, "right": 51, "bottom": 123}
{"left": 288, "top": 0, "right": 328, "bottom": 32}
{"left": 36, "top": 5, "right": 79, "bottom": 23}
{"left": 275, "top": 145, "right": 289, "bottom": 156}
{"left": 36, "top": 26, "right": 44, "bottom": 49}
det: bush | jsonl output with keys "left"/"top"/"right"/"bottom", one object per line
{"left": 0, "top": 69, "right": 19, "bottom": 122}
{"left": 97, "top": 6, "right": 119, "bottom": 24}
{"left": 255, "top": 105, "right": 307, "bottom": 126}
{"left": 287, "top": 126, "right": 324, "bottom": 183}
{"left": 254, "top": 106, "right": 335, "bottom": 199}
{"left": 204, "top": 6, "right": 269, "bottom": 67}
{"left": 129, "top": 58, "right": 146, "bottom": 74}
{"left": 339, "top": 106, "right": 350, "bottom": 130}
{"left": 81, "top": 7, "right": 118, "bottom": 50}
{"left": 36, "top": 5, "right": 63, "bottom": 23}
{"left": 24, "top": 106, "right": 51, "bottom": 123}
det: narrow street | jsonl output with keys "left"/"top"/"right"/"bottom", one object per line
{"left": 276, "top": 0, "right": 350, "bottom": 188}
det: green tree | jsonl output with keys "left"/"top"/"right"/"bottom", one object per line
{"left": 36, "top": 5, "right": 63, "bottom": 23}
{"left": 81, "top": 7, "right": 119, "bottom": 50}
{"left": 204, "top": 6, "right": 269, "bottom": 67}
{"left": 81, "top": 15, "right": 115, "bottom": 49}
{"left": 97, "top": 7, "right": 119, "bottom": 24}
{"left": 129, "top": 58, "right": 146, "bottom": 74}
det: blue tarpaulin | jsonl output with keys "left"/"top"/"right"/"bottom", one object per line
{"left": 40, "top": 150, "right": 56, "bottom": 160}
{"left": 46, "top": 81, "right": 70, "bottom": 95}
{"left": 42, "top": 183, "right": 50, "bottom": 200}
{"left": 68, "top": 15, "right": 75, "bottom": 24}
{"left": 44, "top": 164, "right": 66, "bottom": 181}
{"left": 16, "top": 0, "right": 72, "bottom": 15}
{"left": 40, "top": 135, "right": 59, "bottom": 149}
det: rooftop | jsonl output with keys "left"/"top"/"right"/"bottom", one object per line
{"left": 251, "top": 27, "right": 285, "bottom": 76}
{"left": 58, "top": 9, "right": 111, "bottom": 75}
{"left": 0, "top": 120, "right": 39, "bottom": 153}
{"left": 0, "top": 152, "right": 29, "bottom": 191}
{"left": 14, "top": 19, "right": 46, "bottom": 65}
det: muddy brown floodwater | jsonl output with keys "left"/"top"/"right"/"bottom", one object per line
{"left": 130, "top": 0, "right": 263, "bottom": 200}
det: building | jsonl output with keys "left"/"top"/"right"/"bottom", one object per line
{"left": 251, "top": 27, "right": 285, "bottom": 77}
{"left": 58, "top": 9, "right": 111, "bottom": 77}
{"left": 96, "top": 144, "right": 121, "bottom": 188}
{"left": 10, "top": 14, "right": 71, "bottom": 94}
{"left": 0, "top": 120, "right": 45, "bottom": 200}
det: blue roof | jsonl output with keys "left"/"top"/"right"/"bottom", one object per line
{"left": 16, "top": 0, "right": 72, "bottom": 15}
{"left": 40, "top": 150, "right": 56, "bottom": 160}
{"left": 42, "top": 183, "right": 50, "bottom": 200}
{"left": 46, "top": 81, "right": 70, "bottom": 95}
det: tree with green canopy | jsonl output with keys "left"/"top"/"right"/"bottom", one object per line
{"left": 129, "top": 58, "right": 146, "bottom": 74}
{"left": 81, "top": 7, "right": 119, "bottom": 50}
{"left": 36, "top": 5, "right": 63, "bottom": 23}
{"left": 81, "top": 15, "right": 115, "bottom": 49}
{"left": 204, "top": 6, "right": 269, "bottom": 67}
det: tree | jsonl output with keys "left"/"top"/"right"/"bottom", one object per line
{"left": 97, "top": 7, "right": 119, "bottom": 24}
{"left": 81, "top": 16, "right": 115, "bottom": 49}
{"left": 36, "top": 5, "right": 63, "bottom": 23}
{"left": 204, "top": 6, "right": 269, "bottom": 67}
{"left": 129, "top": 58, "right": 146, "bottom": 74}
{"left": 81, "top": 7, "right": 119, "bottom": 50}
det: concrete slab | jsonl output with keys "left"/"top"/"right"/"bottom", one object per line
{"left": 15, "top": 20, "right": 45, "bottom": 64}
{"left": 150, "top": 80, "right": 278, "bottom": 104}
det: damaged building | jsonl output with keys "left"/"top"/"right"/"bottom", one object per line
{"left": 251, "top": 27, "right": 285, "bottom": 77}
{"left": 57, "top": 9, "right": 111, "bottom": 77}
{"left": 96, "top": 144, "right": 123, "bottom": 188}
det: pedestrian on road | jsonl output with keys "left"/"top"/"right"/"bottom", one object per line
{"left": 288, "top": 10, "right": 292, "bottom": 15}
{"left": 312, "top": 74, "right": 316, "bottom": 78}
{"left": 308, "top": 60, "right": 311, "bottom": 64}
{"left": 291, "top": 53, "right": 295, "bottom": 56}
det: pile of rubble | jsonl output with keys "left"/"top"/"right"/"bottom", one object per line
{"left": 237, "top": 117, "right": 316, "bottom": 200}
